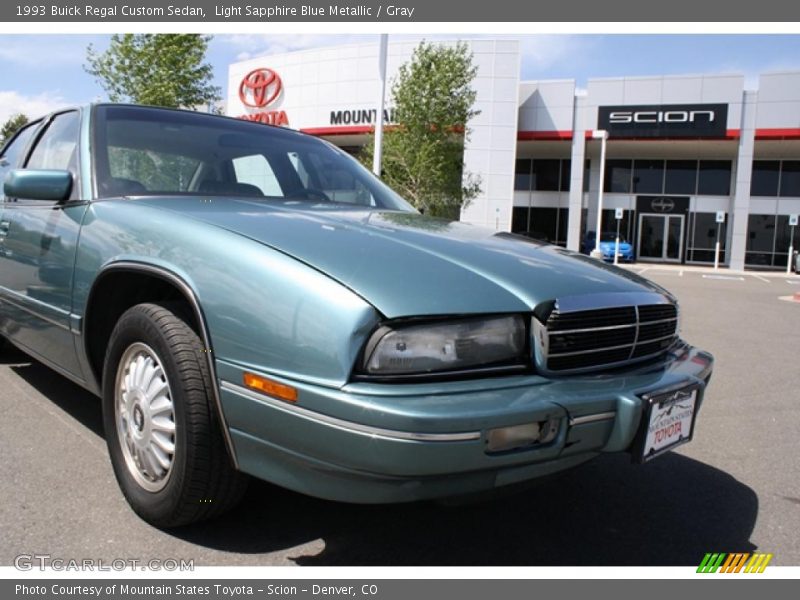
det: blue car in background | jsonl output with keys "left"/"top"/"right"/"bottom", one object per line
{"left": 583, "top": 231, "right": 635, "bottom": 262}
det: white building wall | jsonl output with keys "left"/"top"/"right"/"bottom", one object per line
{"left": 227, "top": 39, "right": 520, "bottom": 231}
{"left": 460, "top": 40, "right": 521, "bottom": 231}
{"left": 518, "top": 79, "right": 575, "bottom": 132}
{"left": 584, "top": 74, "right": 744, "bottom": 132}
{"left": 227, "top": 43, "right": 800, "bottom": 269}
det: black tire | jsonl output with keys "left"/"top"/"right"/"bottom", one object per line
{"left": 102, "top": 302, "right": 247, "bottom": 527}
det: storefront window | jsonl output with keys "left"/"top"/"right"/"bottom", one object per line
{"left": 600, "top": 209, "right": 633, "bottom": 242}
{"left": 514, "top": 159, "right": 532, "bottom": 191}
{"left": 604, "top": 159, "right": 632, "bottom": 193}
{"left": 697, "top": 160, "right": 731, "bottom": 196}
{"left": 560, "top": 159, "right": 571, "bottom": 192}
{"left": 750, "top": 160, "right": 780, "bottom": 197}
{"left": 511, "top": 206, "right": 568, "bottom": 246}
{"left": 556, "top": 208, "right": 569, "bottom": 245}
{"left": 745, "top": 214, "right": 777, "bottom": 267}
{"left": 511, "top": 207, "right": 531, "bottom": 233}
{"left": 632, "top": 159, "right": 664, "bottom": 194}
{"left": 774, "top": 214, "right": 795, "bottom": 262}
{"left": 531, "top": 159, "right": 561, "bottom": 191}
{"left": 779, "top": 161, "right": 800, "bottom": 197}
{"left": 583, "top": 159, "right": 591, "bottom": 192}
{"left": 687, "top": 212, "right": 726, "bottom": 263}
{"left": 664, "top": 160, "right": 698, "bottom": 195}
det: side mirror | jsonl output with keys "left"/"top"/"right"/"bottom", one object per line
{"left": 3, "top": 169, "right": 73, "bottom": 202}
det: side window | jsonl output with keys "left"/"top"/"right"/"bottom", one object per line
{"left": 0, "top": 122, "right": 41, "bottom": 199}
{"left": 26, "top": 112, "right": 80, "bottom": 173}
{"left": 0, "top": 122, "right": 40, "bottom": 169}
{"left": 232, "top": 154, "right": 283, "bottom": 196}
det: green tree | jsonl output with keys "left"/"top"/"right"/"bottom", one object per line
{"left": 361, "top": 41, "right": 481, "bottom": 219}
{"left": 85, "top": 34, "right": 220, "bottom": 109}
{"left": 1, "top": 113, "right": 29, "bottom": 145}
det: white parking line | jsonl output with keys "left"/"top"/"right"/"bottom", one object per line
{"left": 749, "top": 273, "right": 771, "bottom": 283}
{"left": 650, "top": 269, "right": 682, "bottom": 276}
{"left": 787, "top": 279, "right": 800, "bottom": 285}
{"left": 702, "top": 274, "right": 745, "bottom": 281}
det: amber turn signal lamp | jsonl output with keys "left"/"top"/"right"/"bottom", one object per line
{"left": 243, "top": 372, "right": 298, "bottom": 403}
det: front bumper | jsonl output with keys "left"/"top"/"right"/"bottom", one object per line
{"left": 602, "top": 250, "right": 634, "bottom": 262}
{"left": 217, "top": 342, "right": 713, "bottom": 503}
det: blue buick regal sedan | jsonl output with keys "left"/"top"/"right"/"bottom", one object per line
{"left": 0, "top": 105, "right": 713, "bottom": 527}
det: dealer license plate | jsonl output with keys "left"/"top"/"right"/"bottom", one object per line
{"left": 636, "top": 385, "right": 699, "bottom": 463}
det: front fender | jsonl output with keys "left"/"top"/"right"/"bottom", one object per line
{"left": 74, "top": 201, "right": 382, "bottom": 388}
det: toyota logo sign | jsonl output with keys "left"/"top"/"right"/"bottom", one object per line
{"left": 239, "top": 68, "right": 282, "bottom": 108}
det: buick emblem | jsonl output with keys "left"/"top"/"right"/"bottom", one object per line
{"left": 651, "top": 197, "right": 675, "bottom": 213}
{"left": 239, "top": 68, "right": 283, "bottom": 108}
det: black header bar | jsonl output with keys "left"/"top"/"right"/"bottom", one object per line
{"left": 598, "top": 104, "right": 730, "bottom": 139}
{"left": 2, "top": 0, "right": 799, "bottom": 22}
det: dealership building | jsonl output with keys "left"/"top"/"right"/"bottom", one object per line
{"left": 226, "top": 39, "right": 800, "bottom": 270}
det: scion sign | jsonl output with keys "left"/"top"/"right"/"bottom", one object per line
{"left": 598, "top": 103, "right": 728, "bottom": 138}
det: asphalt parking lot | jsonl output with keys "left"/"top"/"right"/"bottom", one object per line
{"left": 1, "top": 266, "right": 799, "bottom": 567}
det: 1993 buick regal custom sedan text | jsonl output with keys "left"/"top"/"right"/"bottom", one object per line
{"left": 0, "top": 105, "right": 713, "bottom": 527}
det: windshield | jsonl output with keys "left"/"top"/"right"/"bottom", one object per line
{"left": 92, "top": 105, "right": 415, "bottom": 212}
{"left": 600, "top": 232, "right": 627, "bottom": 243}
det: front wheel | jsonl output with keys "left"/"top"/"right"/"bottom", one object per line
{"left": 102, "top": 302, "right": 247, "bottom": 527}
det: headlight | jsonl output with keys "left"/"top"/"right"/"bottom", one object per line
{"left": 361, "top": 315, "right": 527, "bottom": 376}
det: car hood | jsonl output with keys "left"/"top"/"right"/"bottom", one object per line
{"left": 134, "top": 197, "right": 669, "bottom": 318}
{"left": 600, "top": 240, "right": 633, "bottom": 250}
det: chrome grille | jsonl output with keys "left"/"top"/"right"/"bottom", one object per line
{"left": 536, "top": 302, "right": 678, "bottom": 373}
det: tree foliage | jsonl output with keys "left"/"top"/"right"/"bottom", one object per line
{"left": 1, "top": 113, "right": 29, "bottom": 146}
{"left": 85, "top": 34, "right": 220, "bottom": 109}
{"left": 361, "top": 41, "right": 481, "bottom": 219}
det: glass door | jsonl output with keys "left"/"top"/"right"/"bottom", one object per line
{"left": 666, "top": 215, "right": 684, "bottom": 261}
{"left": 638, "top": 213, "right": 685, "bottom": 263}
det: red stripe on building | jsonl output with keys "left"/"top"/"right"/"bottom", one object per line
{"left": 301, "top": 126, "right": 800, "bottom": 141}
{"left": 517, "top": 131, "right": 574, "bottom": 141}
{"left": 300, "top": 126, "right": 375, "bottom": 136}
{"left": 754, "top": 128, "right": 800, "bottom": 140}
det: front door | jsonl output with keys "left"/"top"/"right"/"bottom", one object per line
{"left": 0, "top": 110, "right": 86, "bottom": 377}
{"left": 638, "top": 213, "right": 685, "bottom": 263}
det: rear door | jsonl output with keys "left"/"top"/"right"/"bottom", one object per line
{"left": 0, "top": 111, "right": 87, "bottom": 377}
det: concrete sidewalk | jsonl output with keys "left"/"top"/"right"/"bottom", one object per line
{"left": 619, "top": 262, "right": 800, "bottom": 280}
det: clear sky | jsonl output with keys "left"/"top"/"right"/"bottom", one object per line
{"left": 2, "top": 34, "right": 800, "bottom": 124}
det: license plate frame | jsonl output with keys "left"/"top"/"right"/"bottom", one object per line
{"left": 633, "top": 383, "right": 701, "bottom": 464}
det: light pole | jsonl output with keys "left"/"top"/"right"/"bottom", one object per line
{"left": 591, "top": 129, "right": 609, "bottom": 259}
{"left": 372, "top": 34, "right": 388, "bottom": 176}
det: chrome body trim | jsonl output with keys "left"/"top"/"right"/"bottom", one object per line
{"left": 629, "top": 304, "right": 641, "bottom": 361}
{"left": 0, "top": 286, "right": 71, "bottom": 332}
{"left": 569, "top": 412, "right": 617, "bottom": 426}
{"left": 553, "top": 291, "right": 672, "bottom": 314}
{"left": 220, "top": 380, "right": 482, "bottom": 443}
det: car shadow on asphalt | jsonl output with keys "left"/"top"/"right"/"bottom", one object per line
{"left": 5, "top": 346, "right": 105, "bottom": 439}
{"left": 6, "top": 347, "right": 758, "bottom": 566}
